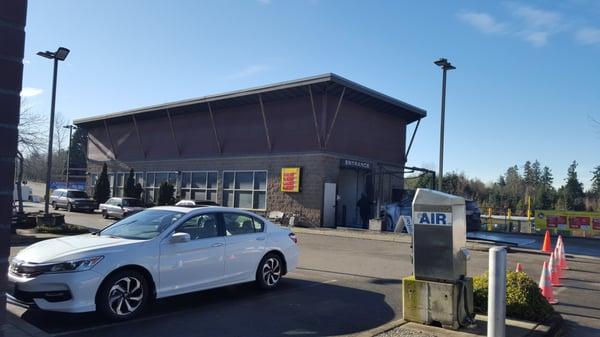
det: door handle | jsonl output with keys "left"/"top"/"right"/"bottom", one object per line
{"left": 256, "top": 237, "right": 266, "bottom": 241}
{"left": 211, "top": 242, "right": 224, "bottom": 247}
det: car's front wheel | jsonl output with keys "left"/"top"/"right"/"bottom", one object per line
{"left": 52, "top": 201, "right": 58, "bottom": 210}
{"left": 96, "top": 270, "right": 149, "bottom": 320}
{"left": 256, "top": 253, "right": 283, "bottom": 290}
{"left": 102, "top": 210, "right": 109, "bottom": 219}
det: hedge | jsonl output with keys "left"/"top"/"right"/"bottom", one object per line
{"left": 473, "top": 271, "right": 554, "bottom": 322}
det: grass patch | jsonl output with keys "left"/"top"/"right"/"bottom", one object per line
{"left": 35, "top": 224, "right": 90, "bottom": 235}
{"left": 473, "top": 271, "right": 554, "bottom": 322}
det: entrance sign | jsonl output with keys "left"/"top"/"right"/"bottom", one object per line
{"left": 340, "top": 159, "right": 371, "bottom": 170}
{"left": 281, "top": 167, "right": 301, "bottom": 192}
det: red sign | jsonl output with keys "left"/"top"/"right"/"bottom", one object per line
{"left": 280, "top": 167, "right": 301, "bottom": 192}
{"left": 568, "top": 216, "right": 590, "bottom": 229}
{"left": 546, "top": 216, "right": 558, "bottom": 228}
{"left": 592, "top": 218, "right": 600, "bottom": 230}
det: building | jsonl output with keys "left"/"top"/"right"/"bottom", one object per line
{"left": 74, "top": 73, "right": 426, "bottom": 228}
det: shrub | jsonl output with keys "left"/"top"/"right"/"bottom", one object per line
{"left": 473, "top": 271, "right": 554, "bottom": 322}
{"left": 158, "top": 182, "right": 175, "bottom": 205}
{"left": 124, "top": 168, "right": 136, "bottom": 198}
{"left": 93, "top": 163, "right": 111, "bottom": 203}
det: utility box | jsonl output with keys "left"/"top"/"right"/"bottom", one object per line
{"left": 404, "top": 188, "right": 474, "bottom": 329}
{"left": 412, "top": 188, "right": 468, "bottom": 282}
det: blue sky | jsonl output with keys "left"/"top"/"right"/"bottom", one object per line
{"left": 21, "top": 0, "right": 600, "bottom": 188}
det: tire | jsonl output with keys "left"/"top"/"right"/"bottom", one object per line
{"left": 102, "top": 210, "right": 109, "bottom": 219}
{"left": 385, "top": 215, "right": 394, "bottom": 231}
{"left": 67, "top": 203, "right": 72, "bottom": 212}
{"left": 52, "top": 201, "right": 58, "bottom": 210}
{"left": 96, "top": 269, "right": 150, "bottom": 321}
{"left": 256, "top": 253, "right": 283, "bottom": 290}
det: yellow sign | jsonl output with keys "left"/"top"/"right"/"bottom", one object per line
{"left": 281, "top": 167, "right": 301, "bottom": 192}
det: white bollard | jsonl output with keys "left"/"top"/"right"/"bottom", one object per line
{"left": 488, "top": 246, "right": 507, "bottom": 337}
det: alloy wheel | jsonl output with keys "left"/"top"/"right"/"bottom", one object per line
{"left": 262, "top": 257, "right": 281, "bottom": 287}
{"left": 107, "top": 276, "right": 144, "bottom": 316}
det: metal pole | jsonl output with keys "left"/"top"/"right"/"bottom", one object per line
{"left": 488, "top": 246, "right": 507, "bottom": 337}
{"left": 437, "top": 68, "right": 447, "bottom": 191}
{"left": 44, "top": 58, "right": 59, "bottom": 215}
{"left": 65, "top": 126, "right": 73, "bottom": 189}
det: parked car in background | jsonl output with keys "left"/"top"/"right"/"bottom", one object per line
{"left": 50, "top": 189, "right": 96, "bottom": 212}
{"left": 99, "top": 197, "right": 145, "bottom": 219}
{"left": 175, "top": 199, "right": 219, "bottom": 207}
{"left": 8, "top": 206, "right": 299, "bottom": 320}
{"left": 465, "top": 200, "right": 482, "bottom": 232}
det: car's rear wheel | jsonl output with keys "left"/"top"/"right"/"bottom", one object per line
{"left": 256, "top": 253, "right": 283, "bottom": 290}
{"left": 96, "top": 270, "right": 149, "bottom": 321}
{"left": 52, "top": 201, "right": 58, "bottom": 210}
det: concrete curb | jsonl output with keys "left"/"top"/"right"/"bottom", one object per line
{"left": 525, "top": 313, "right": 564, "bottom": 337}
{"left": 353, "top": 319, "right": 407, "bottom": 337}
{"left": 3, "top": 312, "right": 50, "bottom": 337}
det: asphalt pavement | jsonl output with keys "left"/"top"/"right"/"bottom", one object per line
{"left": 9, "top": 203, "right": 600, "bottom": 337}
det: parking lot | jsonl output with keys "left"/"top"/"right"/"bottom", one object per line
{"left": 9, "top": 205, "right": 600, "bottom": 337}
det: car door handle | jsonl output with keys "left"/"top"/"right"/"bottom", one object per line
{"left": 256, "top": 237, "right": 266, "bottom": 241}
{"left": 211, "top": 242, "right": 224, "bottom": 247}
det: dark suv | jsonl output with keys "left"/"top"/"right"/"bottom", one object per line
{"left": 49, "top": 189, "right": 97, "bottom": 212}
{"left": 466, "top": 200, "right": 482, "bottom": 232}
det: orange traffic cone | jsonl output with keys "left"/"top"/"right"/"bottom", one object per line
{"left": 541, "top": 230, "right": 552, "bottom": 253}
{"left": 516, "top": 263, "right": 523, "bottom": 272}
{"left": 558, "top": 236, "right": 569, "bottom": 269}
{"left": 539, "top": 261, "right": 558, "bottom": 304}
{"left": 554, "top": 246, "right": 563, "bottom": 278}
{"left": 549, "top": 252, "right": 562, "bottom": 287}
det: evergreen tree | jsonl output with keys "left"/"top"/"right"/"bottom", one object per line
{"left": 158, "top": 182, "right": 175, "bottom": 205}
{"left": 93, "top": 163, "right": 111, "bottom": 203}
{"left": 124, "top": 168, "right": 136, "bottom": 198}
{"left": 564, "top": 161, "right": 585, "bottom": 211}
{"left": 541, "top": 166, "right": 554, "bottom": 187}
{"left": 531, "top": 160, "right": 542, "bottom": 186}
{"left": 590, "top": 165, "right": 600, "bottom": 198}
{"left": 67, "top": 128, "right": 88, "bottom": 179}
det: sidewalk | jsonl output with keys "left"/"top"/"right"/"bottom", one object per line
{"left": 357, "top": 314, "right": 562, "bottom": 337}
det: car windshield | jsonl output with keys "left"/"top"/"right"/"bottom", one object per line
{"left": 122, "top": 199, "right": 142, "bottom": 207}
{"left": 67, "top": 191, "right": 88, "bottom": 198}
{"left": 100, "top": 210, "right": 184, "bottom": 240}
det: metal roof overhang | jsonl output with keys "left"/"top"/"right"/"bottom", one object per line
{"left": 74, "top": 73, "right": 426, "bottom": 127}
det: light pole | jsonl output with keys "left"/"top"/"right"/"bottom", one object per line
{"left": 64, "top": 124, "right": 76, "bottom": 189}
{"left": 434, "top": 58, "right": 455, "bottom": 191}
{"left": 38, "top": 47, "right": 70, "bottom": 215}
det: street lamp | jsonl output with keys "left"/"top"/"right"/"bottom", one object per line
{"left": 434, "top": 58, "right": 455, "bottom": 192}
{"left": 38, "top": 47, "right": 70, "bottom": 215}
{"left": 63, "top": 125, "right": 77, "bottom": 189}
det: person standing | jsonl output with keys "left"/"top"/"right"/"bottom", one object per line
{"left": 356, "top": 193, "right": 372, "bottom": 229}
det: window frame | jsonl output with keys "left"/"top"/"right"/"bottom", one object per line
{"left": 179, "top": 170, "right": 219, "bottom": 203}
{"left": 221, "top": 170, "right": 268, "bottom": 211}
{"left": 221, "top": 212, "right": 265, "bottom": 236}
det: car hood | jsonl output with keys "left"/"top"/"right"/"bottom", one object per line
{"left": 14, "top": 234, "right": 143, "bottom": 264}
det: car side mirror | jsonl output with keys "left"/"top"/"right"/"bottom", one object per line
{"left": 170, "top": 232, "right": 190, "bottom": 243}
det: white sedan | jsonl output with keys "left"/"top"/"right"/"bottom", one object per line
{"left": 8, "top": 206, "right": 299, "bottom": 320}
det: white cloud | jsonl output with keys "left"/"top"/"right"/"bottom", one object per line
{"left": 20, "top": 87, "right": 43, "bottom": 97}
{"left": 226, "top": 65, "right": 270, "bottom": 80}
{"left": 513, "top": 6, "right": 561, "bottom": 29}
{"left": 521, "top": 31, "right": 549, "bottom": 47}
{"left": 575, "top": 28, "right": 600, "bottom": 45}
{"left": 457, "top": 11, "right": 506, "bottom": 34}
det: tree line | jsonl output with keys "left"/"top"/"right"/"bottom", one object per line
{"left": 407, "top": 160, "right": 600, "bottom": 213}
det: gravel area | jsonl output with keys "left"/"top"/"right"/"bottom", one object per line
{"left": 375, "top": 326, "right": 439, "bottom": 337}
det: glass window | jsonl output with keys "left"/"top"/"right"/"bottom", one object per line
{"left": 192, "top": 172, "right": 207, "bottom": 188}
{"left": 223, "top": 213, "right": 262, "bottom": 236}
{"left": 207, "top": 172, "right": 217, "bottom": 189}
{"left": 176, "top": 214, "right": 219, "bottom": 240}
{"left": 181, "top": 172, "right": 191, "bottom": 188}
{"left": 222, "top": 170, "right": 267, "bottom": 210}
{"left": 100, "top": 210, "right": 184, "bottom": 240}
{"left": 155, "top": 173, "right": 168, "bottom": 187}
{"left": 180, "top": 171, "right": 218, "bottom": 203}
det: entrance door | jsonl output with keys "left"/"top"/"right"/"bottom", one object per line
{"left": 323, "top": 183, "right": 336, "bottom": 228}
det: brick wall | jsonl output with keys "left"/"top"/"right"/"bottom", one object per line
{"left": 88, "top": 153, "right": 343, "bottom": 226}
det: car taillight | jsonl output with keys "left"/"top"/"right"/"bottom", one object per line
{"left": 289, "top": 232, "right": 297, "bottom": 244}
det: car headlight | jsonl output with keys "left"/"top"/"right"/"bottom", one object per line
{"left": 11, "top": 256, "right": 104, "bottom": 277}
{"left": 48, "top": 256, "right": 104, "bottom": 273}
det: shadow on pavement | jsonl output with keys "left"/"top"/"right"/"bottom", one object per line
{"left": 20, "top": 277, "right": 395, "bottom": 337}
